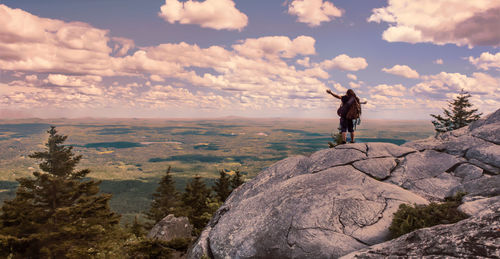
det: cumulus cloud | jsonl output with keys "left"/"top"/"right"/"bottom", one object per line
{"left": 0, "top": 4, "right": 121, "bottom": 75}
{"left": 25, "top": 75, "right": 38, "bottom": 82}
{"left": 320, "top": 54, "right": 368, "bottom": 71}
{"left": 232, "top": 35, "right": 316, "bottom": 59}
{"left": 412, "top": 72, "right": 499, "bottom": 97}
{"left": 434, "top": 59, "right": 444, "bottom": 65}
{"left": 150, "top": 74, "right": 165, "bottom": 82}
{"left": 382, "top": 64, "right": 419, "bottom": 79}
{"left": 346, "top": 73, "right": 357, "bottom": 80}
{"left": 0, "top": 5, "right": 356, "bottom": 114}
{"left": 46, "top": 74, "right": 102, "bottom": 87}
{"left": 370, "top": 84, "right": 406, "bottom": 97}
{"left": 288, "top": 0, "right": 343, "bottom": 27}
{"left": 468, "top": 52, "right": 500, "bottom": 71}
{"left": 349, "top": 81, "right": 361, "bottom": 88}
{"left": 296, "top": 57, "right": 311, "bottom": 67}
{"left": 112, "top": 37, "right": 135, "bottom": 57}
{"left": 158, "top": 0, "right": 248, "bottom": 31}
{"left": 368, "top": 0, "right": 500, "bottom": 47}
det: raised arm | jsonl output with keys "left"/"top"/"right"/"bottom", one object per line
{"left": 326, "top": 89, "right": 341, "bottom": 99}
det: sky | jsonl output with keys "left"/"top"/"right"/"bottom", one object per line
{"left": 0, "top": 0, "right": 499, "bottom": 119}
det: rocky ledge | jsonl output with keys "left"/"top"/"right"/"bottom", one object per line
{"left": 188, "top": 109, "right": 500, "bottom": 258}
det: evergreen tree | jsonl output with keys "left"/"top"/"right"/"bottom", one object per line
{"left": 431, "top": 90, "right": 482, "bottom": 133}
{"left": 129, "top": 216, "right": 145, "bottom": 238}
{"left": 328, "top": 126, "right": 343, "bottom": 148}
{"left": 181, "top": 176, "right": 212, "bottom": 234}
{"left": 0, "top": 127, "right": 120, "bottom": 258}
{"left": 147, "top": 166, "right": 181, "bottom": 223}
{"left": 213, "top": 170, "right": 232, "bottom": 202}
{"left": 230, "top": 170, "right": 245, "bottom": 190}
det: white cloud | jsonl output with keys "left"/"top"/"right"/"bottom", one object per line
{"left": 434, "top": 59, "right": 444, "bottom": 65}
{"left": 468, "top": 52, "right": 500, "bottom": 71}
{"left": 288, "top": 0, "right": 343, "bottom": 27}
{"left": 158, "top": 0, "right": 248, "bottom": 31}
{"left": 0, "top": 4, "right": 123, "bottom": 76}
{"left": 150, "top": 74, "right": 165, "bottom": 82}
{"left": 296, "top": 57, "right": 311, "bottom": 67}
{"left": 320, "top": 54, "right": 368, "bottom": 71}
{"left": 370, "top": 84, "right": 406, "bottom": 97}
{"left": 382, "top": 64, "right": 419, "bottom": 79}
{"left": 46, "top": 74, "right": 102, "bottom": 87}
{"left": 112, "top": 37, "right": 135, "bottom": 57}
{"left": 346, "top": 73, "right": 357, "bottom": 80}
{"left": 0, "top": 5, "right": 365, "bottom": 114}
{"left": 368, "top": 0, "right": 500, "bottom": 47}
{"left": 412, "top": 72, "right": 499, "bottom": 97}
{"left": 349, "top": 81, "right": 361, "bottom": 88}
{"left": 232, "top": 35, "right": 316, "bottom": 59}
{"left": 330, "top": 82, "right": 347, "bottom": 93}
{"left": 25, "top": 75, "right": 38, "bottom": 82}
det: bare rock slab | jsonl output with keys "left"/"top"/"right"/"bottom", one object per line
{"left": 148, "top": 214, "right": 193, "bottom": 242}
{"left": 352, "top": 157, "right": 396, "bottom": 180}
{"left": 341, "top": 203, "right": 500, "bottom": 259}
{"left": 308, "top": 148, "right": 366, "bottom": 173}
{"left": 465, "top": 143, "right": 500, "bottom": 173}
{"left": 459, "top": 196, "right": 500, "bottom": 215}
{"left": 188, "top": 166, "right": 428, "bottom": 259}
{"left": 386, "top": 150, "right": 462, "bottom": 200}
{"left": 366, "top": 142, "right": 415, "bottom": 158}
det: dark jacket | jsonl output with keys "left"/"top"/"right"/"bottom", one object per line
{"left": 338, "top": 95, "right": 357, "bottom": 118}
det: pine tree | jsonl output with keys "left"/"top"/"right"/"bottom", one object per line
{"left": 213, "top": 170, "right": 232, "bottom": 202}
{"left": 0, "top": 127, "right": 120, "bottom": 258}
{"left": 147, "top": 166, "right": 181, "bottom": 223}
{"left": 431, "top": 90, "right": 482, "bottom": 134}
{"left": 181, "top": 176, "right": 212, "bottom": 234}
{"left": 129, "top": 216, "right": 145, "bottom": 238}
{"left": 230, "top": 170, "right": 245, "bottom": 189}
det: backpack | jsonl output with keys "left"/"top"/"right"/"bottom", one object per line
{"left": 346, "top": 97, "right": 361, "bottom": 119}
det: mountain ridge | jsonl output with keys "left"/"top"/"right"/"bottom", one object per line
{"left": 187, "top": 109, "right": 500, "bottom": 258}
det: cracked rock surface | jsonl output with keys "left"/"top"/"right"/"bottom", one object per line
{"left": 340, "top": 202, "right": 500, "bottom": 259}
{"left": 188, "top": 109, "right": 500, "bottom": 258}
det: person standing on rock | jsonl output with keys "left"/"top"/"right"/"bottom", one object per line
{"left": 326, "top": 89, "right": 366, "bottom": 144}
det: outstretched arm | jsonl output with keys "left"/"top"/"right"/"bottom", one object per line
{"left": 326, "top": 89, "right": 341, "bottom": 99}
{"left": 360, "top": 100, "right": 367, "bottom": 104}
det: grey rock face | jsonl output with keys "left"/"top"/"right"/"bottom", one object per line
{"left": 449, "top": 175, "right": 500, "bottom": 198}
{"left": 147, "top": 214, "right": 192, "bottom": 242}
{"left": 466, "top": 143, "right": 500, "bottom": 173}
{"left": 340, "top": 203, "right": 500, "bottom": 259}
{"left": 453, "top": 163, "right": 483, "bottom": 182}
{"left": 352, "top": 157, "right": 396, "bottom": 180}
{"left": 471, "top": 124, "right": 500, "bottom": 145}
{"left": 189, "top": 160, "right": 428, "bottom": 258}
{"left": 386, "top": 150, "right": 462, "bottom": 200}
{"left": 365, "top": 143, "right": 416, "bottom": 158}
{"left": 459, "top": 196, "right": 500, "bottom": 215}
{"left": 188, "top": 109, "right": 500, "bottom": 259}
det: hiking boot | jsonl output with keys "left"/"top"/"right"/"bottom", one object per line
{"left": 350, "top": 140, "right": 355, "bottom": 143}
{"left": 341, "top": 141, "right": 347, "bottom": 144}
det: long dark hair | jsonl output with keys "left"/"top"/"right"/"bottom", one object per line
{"left": 346, "top": 89, "right": 359, "bottom": 102}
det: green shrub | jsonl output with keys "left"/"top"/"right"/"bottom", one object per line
{"left": 125, "top": 238, "right": 173, "bottom": 259}
{"left": 389, "top": 193, "right": 468, "bottom": 238}
{"left": 165, "top": 237, "right": 191, "bottom": 252}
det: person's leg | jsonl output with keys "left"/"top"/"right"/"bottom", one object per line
{"left": 347, "top": 119, "right": 355, "bottom": 143}
{"left": 340, "top": 118, "right": 347, "bottom": 144}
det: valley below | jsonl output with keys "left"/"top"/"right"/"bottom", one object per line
{"left": 0, "top": 118, "right": 434, "bottom": 222}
